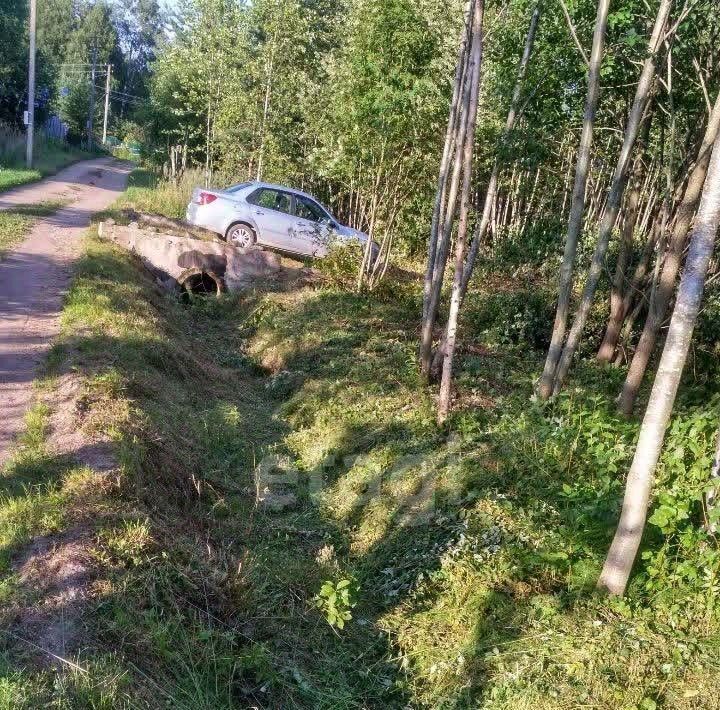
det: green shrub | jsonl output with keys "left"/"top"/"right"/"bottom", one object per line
{"left": 315, "top": 241, "right": 364, "bottom": 287}
{"left": 465, "top": 288, "right": 555, "bottom": 349}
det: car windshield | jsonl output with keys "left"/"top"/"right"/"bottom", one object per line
{"left": 310, "top": 198, "right": 337, "bottom": 223}
{"left": 296, "top": 195, "right": 332, "bottom": 223}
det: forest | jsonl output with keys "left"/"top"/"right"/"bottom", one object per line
{"left": 1, "top": 0, "right": 720, "bottom": 707}
{"left": 134, "top": 0, "right": 720, "bottom": 597}
{"left": 0, "top": 0, "right": 161, "bottom": 144}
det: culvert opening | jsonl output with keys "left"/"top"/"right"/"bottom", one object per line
{"left": 178, "top": 268, "right": 225, "bottom": 303}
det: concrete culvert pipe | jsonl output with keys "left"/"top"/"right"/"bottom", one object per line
{"left": 177, "top": 268, "right": 226, "bottom": 298}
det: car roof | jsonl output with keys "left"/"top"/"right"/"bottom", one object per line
{"left": 243, "top": 181, "right": 319, "bottom": 203}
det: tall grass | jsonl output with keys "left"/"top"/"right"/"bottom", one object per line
{"left": 0, "top": 121, "right": 35, "bottom": 165}
{"left": 111, "top": 167, "right": 207, "bottom": 220}
{"left": 0, "top": 121, "right": 93, "bottom": 192}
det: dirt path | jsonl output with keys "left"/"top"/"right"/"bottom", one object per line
{"left": 0, "top": 158, "right": 133, "bottom": 468}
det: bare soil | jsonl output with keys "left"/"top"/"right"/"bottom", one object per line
{"left": 1, "top": 159, "right": 132, "bottom": 667}
{"left": 0, "top": 157, "right": 133, "bottom": 467}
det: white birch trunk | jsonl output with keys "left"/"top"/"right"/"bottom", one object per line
{"left": 423, "top": 1, "right": 473, "bottom": 322}
{"left": 436, "top": 0, "right": 486, "bottom": 422}
{"left": 537, "top": 0, "right": 611, "bottom": 399}
{"left": 430, "top": 3, "right": 541, "bottom": 383}
{"left": 598, "top": 130, "right": 720, "bottom": 596}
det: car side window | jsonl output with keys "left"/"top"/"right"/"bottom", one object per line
{"left": 247, "top": 188, "right": 293, "bottom": 215}
{"left": 295, "top": 195, "right": 328, "bottom": 223}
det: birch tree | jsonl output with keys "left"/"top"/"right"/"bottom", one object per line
{"left": 536, "top": 0, "right": 610, "bottom": 400}
{"left": 596, "top": 111, "right": 653, "bottom": 363}
{"left": 435, "top": 3, "right": 541, "bottom": 415}
{"left": 598, "top": 127, "right": 720, "bottom": 597}
{"left": 420, "top": 0, "right": 483, "bottom": 379}
{"left": 423, "top": 3, "right": 472, "bottom": 326}
{"left": 435, "top": 0, "right": 487, "bottom": 421}
{"left": 549, "top": 0, "right": 673, "bottom": 396}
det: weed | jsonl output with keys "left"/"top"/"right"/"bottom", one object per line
{"left": 315, "top": 578, "right": 357, "bottom": 629}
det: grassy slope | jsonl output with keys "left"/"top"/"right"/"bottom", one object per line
{"left": 1, "top": 170, "right": 719, "bottom": 708}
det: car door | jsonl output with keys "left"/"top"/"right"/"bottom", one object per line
{"left": 246, "top": 188, "right": 297, "bottom": 249}
{"left": 292, "top": 195, "right": 334, "bottom": 256}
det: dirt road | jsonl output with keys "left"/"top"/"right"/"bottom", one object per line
{"left": 0, "top": 158, "right": 133, "bottom": 467}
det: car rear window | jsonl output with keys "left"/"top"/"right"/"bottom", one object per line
{"left": 224, "top": 182, "right": 252, "bottom": 193}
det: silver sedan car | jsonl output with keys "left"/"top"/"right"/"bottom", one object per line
{"left": 186, "top": 181, "right": 373, "bottom": 259}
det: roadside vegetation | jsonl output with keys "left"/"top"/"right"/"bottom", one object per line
{"left": 0, "top": 200, "right": 68, "bottom": 259}
{"left": 1, "top": 169, "right": 719, "bottom": 708}
{"left": 2, "top": 0, "right": 720, "bottom": 706}
{"left": 0, "top": 124, "right": 93, "bottom": 192}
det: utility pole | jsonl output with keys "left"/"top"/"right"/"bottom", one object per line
{"left": 102, "top": 64, "right": 111, "bottom": 144}
{"left": 87, "top": 45, "right": 98, "bottom": 151}
{"left": 26, "top": 0, "right": 37, "bottom": 168}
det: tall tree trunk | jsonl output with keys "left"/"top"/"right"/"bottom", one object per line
{"left": 536, "top": 0, "right": 611, "bottom": 400}
{"left": 597, "top": 112, "right": 653, "bottom": 362}
{"left": 438, "top": 0, "right": 485, "bottom": 423}
{"left": 618, "top": 88, "right": 720, "bottom": 415}
{"left": 612, "top": 210, "right": 663, "bottom": 364}
{"left": 420, "top": 8, "right": 478, "bottom": 379}
{"left": 551, "top": 0, "right": 672, "bottom": 396}
{"left": 256, "top": 48, "right": 275, "bottom": 182}
{"left": 598, "top": 129, "right": 720, "bottom": 597}
{"left": 423, "top": 3, "right": 473, "bottom": 322}
{"left": 436, "top": 2, "right": 537, "bottom": 421}
{"left": 430, "top": 4, "right": 541, "bottom": 381}
{"left": 204, "top": 93, "right": 212, "bottom": 188}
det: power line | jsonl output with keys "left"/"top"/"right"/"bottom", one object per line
{"left": 99, "top": 86, "right": 145, "bottom": 102}
{"left": 60, "top": 69, "right": 109, "bottom": 75}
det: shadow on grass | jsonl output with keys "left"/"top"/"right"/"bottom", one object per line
{"left": 5, "top": 230, "right": 709, "bottom": 708}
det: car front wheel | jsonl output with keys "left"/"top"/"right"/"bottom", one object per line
{"left": 225, "top": 223, "right": 256, "bottom": 249}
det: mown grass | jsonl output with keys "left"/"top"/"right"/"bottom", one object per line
{"left": 1, "top": 170, "right": 719, "bottom": 707}
{"left": 0, "top": 200, "right": 69, "bottom": 260}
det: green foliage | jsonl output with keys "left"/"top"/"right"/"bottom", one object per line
{"left": 697, "top": 282, "right": 720, "bottom": 346}
{"left": 465, "top": 287, "right": 555, "bottom": 349}
{"left": 314, "top": 241, "right": 364, "bottom": 286}
{"left": 315, "top": 578, "right": 357, "bottom": 629}
{"left": 0, "top": 0, "right": 164, "bottom": 146}
{"left": 493, "top": 218, "right": 565, "bottom": 270}
{"left": 0, "top": 0, "right": 30, "bottom": 124}
{"left": 138, "top": 0, "right": 720, "bottom": 263}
